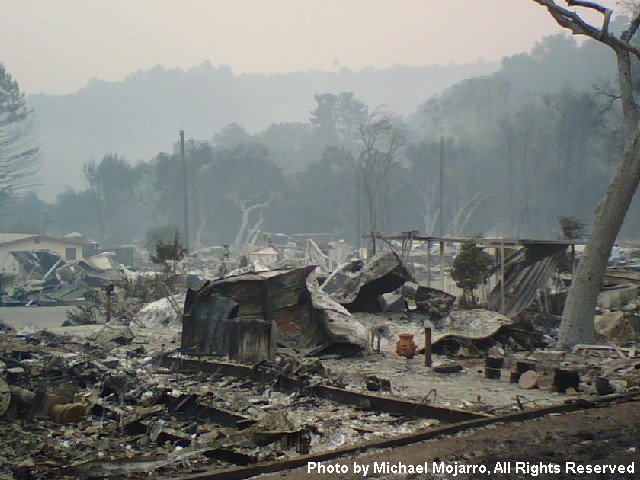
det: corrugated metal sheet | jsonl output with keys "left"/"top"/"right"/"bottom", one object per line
{"left": 181, "top": 293, "right": 239, "bottom": 355}
{"left": 488, "top": 244, "right": 566, "bottom": 314}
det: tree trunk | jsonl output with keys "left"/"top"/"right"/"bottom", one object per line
{"left": 558, "top": 132, "right": 640, "bottom": 348}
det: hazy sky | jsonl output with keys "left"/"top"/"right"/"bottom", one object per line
{"left": 0, "top": 0, "right": 621, "bottom": 95}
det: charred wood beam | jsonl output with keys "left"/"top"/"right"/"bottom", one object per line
{"left": 157, "top": 355, "right": 483, "bottom": 423}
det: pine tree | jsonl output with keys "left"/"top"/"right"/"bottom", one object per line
{"left": 0, "top": 64, "right": 39, "bottom": 203}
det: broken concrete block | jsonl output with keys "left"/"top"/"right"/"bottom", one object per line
{"left": 518, "top": 370, "right": 539, "bottom": 389}
{"left": 378, "top": 292, "right": 407, "bottom": 312}
{"left": 595, "top": 312, "right": 636, "bottom": 345}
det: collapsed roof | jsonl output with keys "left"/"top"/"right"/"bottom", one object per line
{"left": 321, "top": 251, "right": 414, "bottom": 312}
{"left": 182, "top": 266, "right": 369, "bottom": 356}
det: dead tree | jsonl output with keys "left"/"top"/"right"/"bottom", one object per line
{"left": 227, "top": 195, "right": 272, "bottom": 251}
{"left": 356, "top": 108, "right": 405, "bottom": 254}
{"left": 403, "top": 181, "right": 488, "bottom": 236}
{"left": 531, "top": 1, "right": 640, "bottom": 347}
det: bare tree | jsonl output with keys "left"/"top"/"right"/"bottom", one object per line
{"left": 355, "top": 108, "right": 406, "bottom": 254}
{"left": 403, "top": 181, "right": 488, "bottom": 236}
{"left": 226, "top": 194, "right": 273, "bottom": 251}
{"left": 531, "top": 1, "right": 640, "bottom": 347}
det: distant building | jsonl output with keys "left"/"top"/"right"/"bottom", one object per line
{"left": 248, "top": 246, "right": 279, "bottom": 267}
{"left": 0, "top": 233, "right": 89, "bottom": 276}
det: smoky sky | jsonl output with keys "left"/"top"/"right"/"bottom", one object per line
{"left": 0, "top": 0, "right": 621, "bottom": 95}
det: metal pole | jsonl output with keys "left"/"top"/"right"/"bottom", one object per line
{"left": 500, "top": 241, "right": 505, "bottom": 314}
{"left": 424, "top": 327, "right": 432, "bottom": 367}
{"left": 180, "top": 130, "right": 189, "bottom": 253}
{"left": 426, "top": 240, "right": 432, "bottom": 288}
{"left": 439, "top": 136, "right": 444, "bottom": 237}
{"left": 355, "top": 178, "right": 361, "bottom": 251}
{"left": 439, "top": 240, "right": 445, "bottom": 291}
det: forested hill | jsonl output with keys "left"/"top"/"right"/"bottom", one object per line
{"left": 8, "top": 30, "right": 640, "bottom": 244}
{"left": 27, "top": 61, "right": 497, "bottom": 198}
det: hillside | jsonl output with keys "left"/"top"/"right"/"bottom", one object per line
{"left": 27, "top": 61, "right": 498, "bottom": 198}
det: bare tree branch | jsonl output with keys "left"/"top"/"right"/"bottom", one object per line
{"left": 567, "top": 0, "right": 612, "bottom": 35}
{"left": 533, "top": 1, "right": 640, "bottom": 57}
{"left": 532, "top": 1, "right": 640, "bottom": 132}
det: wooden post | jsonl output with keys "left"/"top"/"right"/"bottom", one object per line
{"left": 500, "top": 241, "right": 505, "bottom": 314}
{"left": 424, "top": 327, "right": 432, "bottom": 367}
{"left": 439, "top": 241, "right": 445, "bottom": 291}
{"left": 426, "top": 240, "right": 432, "bottom": 288}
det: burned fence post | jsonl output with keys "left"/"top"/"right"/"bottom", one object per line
{"left": 427, "top": 239, "right": 432, "bottom": 288}
{"left": 424, "top": 327, "right": 432, "bottom": 367}
{"left": 104, "top": 283, "right": 114, "bottom": 323}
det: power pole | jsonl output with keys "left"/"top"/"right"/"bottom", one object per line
{"left": 439, "top": 136, "right": 445, "bottom": 237}
{"left": 180, "top": 130, "right": 189, "bottom": 252}
{"left": 355, "top": 174, "right": 361, "bottom": 251}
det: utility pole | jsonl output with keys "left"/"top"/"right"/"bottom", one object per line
{"left": 355, "top": 175, "right": 361, "bottom": 252}
{"left": 180, "top": 130, "right": 189, "bottom": 253}
{"left": 439, "top": 136, "right": 445, "bottom": 237}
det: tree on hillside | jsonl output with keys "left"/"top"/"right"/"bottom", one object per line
{"left": 84, "top": 154, "right": 138, "bottom": 244}
{"left": 310, "top": 92, "right": 368, "bottom": 144}
{"left": 531, "top": 1, "right": 640, "bottom": 347}
{"left": 0, "top": 64, "right": 39, "bottom": 204}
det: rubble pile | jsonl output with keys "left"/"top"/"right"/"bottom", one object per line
{"left": 4, "top": 252, "right": 131, "bottom": 307}
{"left": 64, "top": 272, "right": 185, "bottom": 327}
{"left": 133, "top": 293, "right": 186, "bottom": 329}
{"left": 3, "top": 239, "right": 640, "bottom": 478}
{"left": 0, "top": 325, "right": 441, "bottom": 478}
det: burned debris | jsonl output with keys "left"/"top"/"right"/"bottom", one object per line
{"left": 2, "top": 233, "right": 640, "bottom": 479}
{"left": 183, "top": 265, "right": 369, "bottom": 357}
